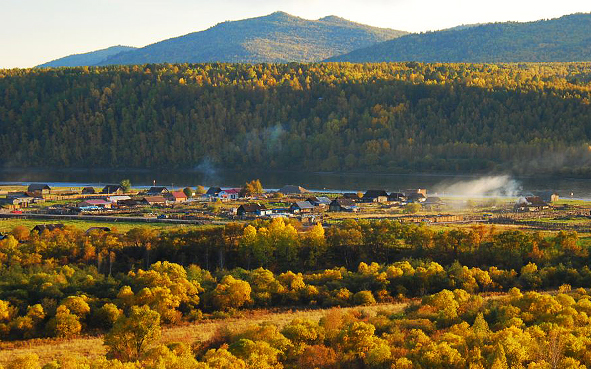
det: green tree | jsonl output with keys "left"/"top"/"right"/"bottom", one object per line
{"left": 120, "top": 179, "right": 131, "bottom": 192}
{"left": 104, "top": 305, "right": 162, "bottom": 362}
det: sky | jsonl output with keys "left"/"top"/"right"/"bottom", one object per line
{"left": 1, "top": 0, "right": 590, "bottom": 69}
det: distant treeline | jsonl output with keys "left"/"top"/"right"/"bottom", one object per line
{"left": 2, "top": 63, "right": 591, "bottom": 175}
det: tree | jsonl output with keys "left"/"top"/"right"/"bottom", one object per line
{"left": 241, "top": 179, "right": 263, "bottom": 197}
{"left": 196, "top": 185, "right": 207, "bottom": 195}
{"left": 403, "top": 203, "right": 422, "bottom": 214}
{"left": 211, "top": 275, "right": 252, "bottom": 311}
{"left": 120, "top": 179, "right": 131, "bottom": 192}
{"left": 104, "top": 305, "right": 162, "bottom": 362}
{"left": 183, "top": 187, "right": 194, "bottom": 198}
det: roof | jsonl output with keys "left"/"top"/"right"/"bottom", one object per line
{"left": 80, "top": 199, "right": 111, "bottom": 206}
{"left": 221, "top": 189, "right": 240, "bottom": 194}
{"left": 147, "top": 186, "right": 169, "bottom": 194}
{"left": 81, "top": 187, "right": 96, "bottom": 193}
{"left": 85, "top": 227, "right": 111, "bottom": 234}
{"left": 332, "top": 198, "right": 356, "bottom": 207}
{"left": 292, "top": 201, "right": 314, "bottom": 210}
{"left": 143, "top": 196, "right": 167, "bottom": 204}
{"left": 363, "top": 190, "right": 389, "bottom": 198}
{"left": 101, "top": 184, "right": 124, "bottom": 194}
{"left": 108, "top": 195, "right": 131, "bottom": 202}
{"left": 278, "top": 185, "right": 309, "bottom": 194}
{"left": 28, "top": 184, "right": 50, "bottom": 191}
{"left": 171, "top": 191, "right": 187, "bottom": 199}
{"left": 525, "top": 196, "right": 548, "bottom": 207}
{"left": 32, "top": 224, "right": 64, "bottom": 232}
{"left": 424, "top": 197, "right": 442, "bottom": 204}
{"left": 206, "top": 187, "right": 222, "bottom": 195}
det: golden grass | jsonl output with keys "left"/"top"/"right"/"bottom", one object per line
{"left": 0, "top": 303, "right": 407, "bottom": 364}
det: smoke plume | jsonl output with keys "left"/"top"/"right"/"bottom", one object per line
{"left": 434, "top": 175, "right": 522, "bottom": 198}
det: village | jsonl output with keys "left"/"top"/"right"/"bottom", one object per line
{"left": 0, "top": 180, "right": 588, "bottom": 236}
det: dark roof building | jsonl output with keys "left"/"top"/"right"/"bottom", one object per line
{"left": 278, "top": 185, "right": 309, "bottom": 195}
{"left": 388, "top": 192, "right": 406, "bottom": 202}
{"left": 27, "top": 184, "right": 51, "bottom": 193}
{"left": 32, "top": 224, "right": 65, "bottom": 233}
{"left": 206, "top": 187, "right": 223, "bottom": 196}
{"left": 101, "top": 185, "right": 124, "bottom": 194}
{"left": 363, "top": 190, "right": 389, "bottom": 203}
{"left": 329, "top": 198, "right": 359, "bottom": 212}
{"left": 147, "top": 186, "right": 169, "bottom": 195}
{"left": 81, "top": 187, "right": 96, "bottom": 194}
{"left": 237, "top": 204, "right": 269, "bottom": 216}
{"left": 290, "top": 201, "right": 315, "bottom": 213}
{"left": 142, "top": 196, "right": 167, "bottom": 205}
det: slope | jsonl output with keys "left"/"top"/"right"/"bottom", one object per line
{"left": 98, "top": 12, "right": 407, "bottom": 64}
{"left": 327, "top": 13, "right": 591, "bottom": 63}
{"left": 37, "top": 46, "right": 137, "bottom": 68}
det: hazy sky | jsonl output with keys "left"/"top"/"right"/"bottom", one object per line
{"left": 1, "top": 0, "right": 590, "bottom": 68}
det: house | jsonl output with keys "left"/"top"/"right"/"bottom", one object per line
{"left": 307, "top": 196, "right": 331, "bottom": 207}
{"left": 290, "top": 201, "right": 315, "bottom": 214}
{"left": 165, "top": 191, "right": 188, "bottom": 203}
{"left": 85, "top": 227, "right": 111, "bottom": 234}
{"left": 406, "top": 189, "right": 428, "bottom": 197}
{"left": 407, "top": 192, "right": 427, "bottom": 203}
{"left": 141, "top": 196, "right": 167, "bottom": 206}
{"left": 278, "top": 185, "right": 309, "bottom": 195}
{"left": 237, "top": 204, "right": 271, "bottom": 217}
{"left": 422, "top": 197, "right": 444, "bottom": 210}
{"left": 78, "top": 199, "right": 112, "bottom": 209}
{"left": 101, "top": 185, "right": 124, "bottom": 195}
{"left": 532, "top": 191, "right": 560, "bottom": 203}
{"left": 388, "top": 192, "right": 407, "bottom": 203}
{"left": 147, "top": 187, "right": 169, "bottom": 195}
{"left": 342, "top": 193, "right": 361, "bottom": 201}
{"left": 1, "top": 195, "right": 34, "bottom": 209}
{"left": 218, "top": 189, "right": 240, "bottom": 201}
{"left": 81, "top": 187, "right": 96, "bottom": 195}
{"left": 108, "top": 195, "right": 132, "bottom": 204}
{"left": 205, "top": 187, "right": 223, "bottom": 198}
{"left": 27, "top": 184, "right": 51, "bottom": 196}
{"left": 514, "top": 196, "right": 549, "bottom": 212}
{"left": 329, "top": 198, "right": 359, "bottom": 212}
{"left": 362, "top": 190, "right": 389, "bottom": 203}
{"left": 32, "top": 224, "right": 64, "bottom": 233}
{"left": 118, "top": 199, "right": 142, "bottom": 207}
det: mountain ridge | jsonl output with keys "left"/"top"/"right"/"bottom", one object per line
{"left": 327, "top": 13, "right": 591, "bottom": 63}
{"left": 37, "top": 45, "right": 137, "bottom": 68}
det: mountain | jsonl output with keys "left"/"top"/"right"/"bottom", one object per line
{"left": 96, "top": 12, "right": 407, "bottom": 65}
{"left": 327, "top": 13, "right": 591, "bottom": 63}
{"left": 2, "top": 63, "right": 591, "bottom": 176}
{"left": 37, "top": 46, "right": 136, "bottom": 68}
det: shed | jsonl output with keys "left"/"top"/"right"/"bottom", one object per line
{"left": 101, "top": 185, "right": 124, "bottom": 194}
{"left": 81, "top": 187, "right": 96, "bottom": 195}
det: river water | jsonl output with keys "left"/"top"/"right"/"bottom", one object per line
{"left": 0, "top": 170, "right": 590, "bottom": 199}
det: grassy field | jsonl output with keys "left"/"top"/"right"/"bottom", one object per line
{"left": 0, "top": 303, "right": 407, "bottom": 364}
{"left": 0, "top": 218, "right": 207, "bottom": 233}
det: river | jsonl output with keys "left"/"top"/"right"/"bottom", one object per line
{"left": 0, "top": 170, "right": 590, "bottom": 199}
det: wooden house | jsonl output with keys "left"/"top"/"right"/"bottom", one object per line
{"left": 27, "top": 184, "right": 51, "bottom": 196}
{"left": 362, "top": 190, "right": 389, "bottom": 203}
{"left": 101, "top": 185, "right": 124, "bottom": 195}
{"left": 165, "top": 191, "right": 188, "bottom": 203}
{"left": 290, "top": 201, "right": 315, "bottom": 214}
{"left": 147, "top": 186, "right": 169, "bottom": 195}
{"left": 329, "top": 198, "right": 359, "bottom": 212}
{"left": 81, "top": 187, "right": 96, "bottom": 195}
{"left": 237, "top": 204, "right": 271, "bottom": 217}
{"left": 141, "top": 196, "right": 167, "bottom": 206}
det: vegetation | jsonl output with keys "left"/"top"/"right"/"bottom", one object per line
{"left": 37, "top": 46, "right": 137, "bottom": 68}
{"left": 328, "top": 13, "right": 591, "bottom": 62}
{"left": 3, "top": 63, "right": 591, "bottom": 175}
{"left": 91, "top": 12, "right": 407, "bottom": 65}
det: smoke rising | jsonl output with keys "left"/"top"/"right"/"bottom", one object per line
{"left": 434, "top": 175, "right": 522, "bottom": 198}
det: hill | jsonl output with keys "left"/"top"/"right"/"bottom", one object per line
{"left": 96, "top": 12, "right": 407, "bottom": 64}
{"left": 36, "top": 45, "right": 137, "bottom": 68}
{"left": 327, "top": 13, "right": 591, "bottom": 62}
{"left": 1, "top": 63, "right": 591, "bottom": 175}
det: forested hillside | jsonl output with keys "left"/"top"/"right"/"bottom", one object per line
{"left": 37, "top": 46, "right": 137, "bottom": 68}
{"left": 94, "top": 12, "right": 406, "bottom": 65}
{"left": 328, "top": 13, "right": 591, "bottom": 63}
{"left": 2, "top": 62, "right": 591, "bottom": 175}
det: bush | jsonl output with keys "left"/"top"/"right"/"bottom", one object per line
{"left": 353, "top": 291, "right": 377, "bottom": 306}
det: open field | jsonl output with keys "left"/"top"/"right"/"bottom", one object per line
{"left": 0, "top": 218, "right": 208, "bottom": 233}
{"left": 0, "top": 302, "right": 407, "bottom": 364}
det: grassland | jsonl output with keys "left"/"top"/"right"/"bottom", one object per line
{"left": 0, "top": 303, "right": 407, "bottom": 364}
{"left": 0, "top": 218, "right": 206, "bottom": 233}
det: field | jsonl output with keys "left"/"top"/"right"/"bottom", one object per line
{"left": 0, "top": 302, "right": 407, "bottom": 365}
